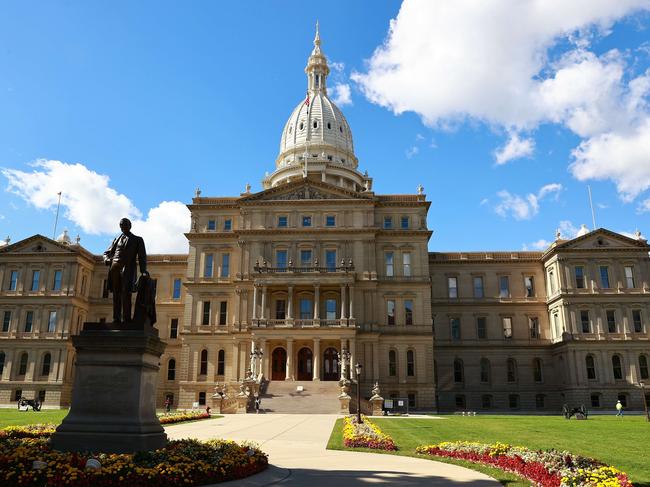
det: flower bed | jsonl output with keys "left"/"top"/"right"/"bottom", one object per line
{"left": 158, "top": 410, "right": 211, "bottom": 425}
{"left": 416, "top": 441, "right": 633, "bottom": 487}
{"left": 342, "top": 415, "right": 397, "bottom": 450}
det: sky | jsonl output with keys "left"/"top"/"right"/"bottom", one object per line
{"left": 1, "top": 0, "right": 649, "bottom": 254}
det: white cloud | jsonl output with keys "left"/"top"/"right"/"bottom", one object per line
{"left": 405, "top": 146, "right": 419, "bottom": 159}
{"left": 522, "top": 239, "right": 552, "bottom": 251}
{"left": 494, "top": 183, "right": 563, "bottom": 220}
{"left": 2, "top": 159, "right": 189, "bottom": 253}
{"left": 558, "top": 220, "right": 581, "bottom": 238}
{"left": 638, "top": 198, "right": 650, "bottom": 213}
{"left": 330, "top": 61, "right": 345, "bottom": 73}
{"left": 331, "top": 83, "right": 352, "bottom": 106}
{"left": 494, "top": 133, "right": 535, "bottom": 165}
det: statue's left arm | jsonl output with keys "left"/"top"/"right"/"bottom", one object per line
{"left": 138, "top": 237, "right": 148, "bottom": 275}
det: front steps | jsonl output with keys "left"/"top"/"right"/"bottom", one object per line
{"left": 259, "top": 380, "right": 341, "bottom": 414}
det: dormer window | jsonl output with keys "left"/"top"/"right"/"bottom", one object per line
{"left": 299, "top": 121, "right": 304, "bottom": 131}
{"left": 327, "top": 155, "right": 333, "bottom": 161}
{"left": 313, "top": 120, "right": 318, "bottom": 129}
{"left": 315, "top": 74, "right": 320, "bottom": 88}
{"left": 327, "top": 122, "right": 331, "bottom": 129}
{"left": 339, "top": 125, "right": 343, "bottom": 133}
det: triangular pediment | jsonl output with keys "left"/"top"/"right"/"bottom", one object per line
{"left": 554, "top": 228, "right": 648, "bottom": 251}
{"left": 240, "top": 179, "right": 372, "bottom": 202}
{"left": 0, "top": 234, "right": 80, "bottom": 255}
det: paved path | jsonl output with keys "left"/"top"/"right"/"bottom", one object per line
{"left": 165, "top": 414, "right": 500, "bottom": 486}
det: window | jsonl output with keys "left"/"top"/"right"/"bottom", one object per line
{"left": 599, "top": 266, "right": 610, "bottom": 288}
{"left": 404, "top": 300, "right": 413, "bottom": 325}
{"left": 24, "top": 311, "right": 33, "bottom": 333}
{"left": 276, "top": 250, "right": 288, "bottom": 269}
{"left": 172, "top": 278, "right": 182, "bottom": 299}
{"left": 639, "top": 355, "right": 649, "bottom": 380}
{"left": 52, "top": 270, "right": 62, "bottom": 291}
{"left": 41, "top": 353, "right": 51, "bottom": 376}
{"left": 612, "top": 355, "right": 623, "bottom": 380}
{"left": 198, "top": 392, "right": 206, "bottom": 406}
{"left": 325, "top": 250, "right": 336, "bottom": 271}
{"left": 275, "top": 300, "right": 286, "bottom": 320}
{"left": 169, "top": 318, "right": 178, "bottom": 339}
{"left": 624, "top": 266, "right": 635, "bottom": 288}
{"left": 8, "top": 271, "right": 18, "bottom": 291}
{"left": 325, "top": 299, "right": 336, "bottom": 320}
{"left": 448, "top": 277, "right": 458, "bottom": 298}
{"left": 326, "top": 215, "right": 336, "bottom": 227}
{"left": 535, "top": 394, "right": 545, "bottom": 409}
{"left": 480, "top": 358, "right": 490, "bottom": 383}
{"left": 302, "top": 216, "right": 312, "bottom": 227}
{"left": 529, "top": 317, "right": 539, "bottom": 339}
{"left": 207, "top": 219, "right": 216, "bottom": 231}
{"left": 18, "top": 353, "right": 28, "bottom": 376}
{"left": 201, "top": 301, "right": 210, "bottom": 325}
{"left": 499, "top": 276, "right": 510, "bottom": 298}
{"left": 506, "top": 359, "right": 517, "bottom": 382}
{"left": 47, "top": 311, "right": 57, "bottom": 333}
{"left": 509, "top": 394, "right": 519, "bottom": 409}
{"left": 218, "top": 301, "right": 227, "bottom": 325}
{"left": 30, "top": 270, "right": 40, "bottom": 291}
{"left": 632, "top": 310, "right": 643, "bottom": 333}
{"left": 167, "top": 359, "right": 176, "bottom": 380}
{"left": 278, "top": 215, "right": 288, "bottom": 227}
{"left": 580, "top": 310, "right": 590, "bottom": 333}
{"left": 388, "top": 350, "right": 397, "bottom": 376}
{"left": 402, "top": 252, "right": 411, "bottom": 277}
{"left": 473, "top": 276, "right": 484, "bottom": 298}
{"left": 524, "top": 276, "right": 534, "bottom": 297}
{"left": 383, "top": 216, "right": 393, "bottom": 229}
{"left": 606, "top": 310, "right": 616, "bottom": 333}
{"left": 453, "top": 359, "right": 464, "bottom": 383}
{"left": 450, "top": 317, "right": 461, "bottom": 340}
{"left": 387, "top": 300, "right": 396, "bottom": 325}
{"left": 455, "top": 394, "right": 466, "bottom": 409}
{"left": 575, "top": 266, "right": 585, "bottom": 289}
{"left": 385, "top": 252, "right": 394, "bottom": 276}
{"left": 81, "top": 275, "right": 87, "bottom": 295}
{"left": 400, "top": 216, "right": 409, "bottom": 229}
{"left": 533, "top": 358, "right": 543, "bottom": 382}
{"left": 224, "top": 219, "right": 232, "bottom": 231}
{"left": 221, "top": 253, "right": 230, "bottom": 277}
{"left": 204, "top": 254, "right": 213, "bottom": 278}
{"left": 477, "top": 317, "right": 487, "bottom": 339}
{"left": 2, "top": 311, "right": 11, "bottom": 332}
{"left": 553, "top": 313, "right": 561, "bottom": 337}
{"left": 407, "top": 392, "right": 416, "bottom": 409}
{"left": 586, "top": 355, "right": 596, "bottom": 380}
{"left": 481, "top": 394, "right": 493, "bottom": 409}
{"left": 406, "top": 350, "right": 415, "bottom": 376}
{"left": 300, "top": 249, "right": 312, "bottom": 266}
{"left": 502, "top": 317, "right": 513, "bottom": 339}
{"left": 217, "top": 350, "right": 225, "bottom": 375}
{"left": 199, "top": 350, "right": 208, "bottom": 375}
{"left": 590, "top": 393, "right": 601, "bottom": 408}
{"left": 299, "top": 299, "right": 312, "bottom": 320}
{"left": 0, "top": 352, "right": 5, "bottom": 376}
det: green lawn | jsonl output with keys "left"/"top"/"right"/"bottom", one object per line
{"left": 0, "top": 408, "right": 69, "bottom": 427}
{"left": 327, "top": 415, "right": 650, "bottom": 487}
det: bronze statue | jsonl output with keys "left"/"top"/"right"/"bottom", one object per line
{"left": 103, "top": 218, "right": 148, "bottom": 323}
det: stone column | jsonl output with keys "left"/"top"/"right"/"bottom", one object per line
{"left": 349, "top": 338, "right": 356, "bottom": 373}
{"left": 260, "top": 339, "right": 269, "bottom": 378}
{"left": 340, "top": 285, "right": 347, "bottom": 321}
{"left": 2, "top": 349, "right": 14, "bottom": 381}
{"left": 260, "top": 286, "right": 267, "bottom": 320}
{"left": 232, "top": 341, "right": 240, "bottom": 382}
{"left": 313, "top": 338, "right": 321, "bottom": 381}
{"left": 396, "top": 344, "right": 406, "bottom": 384}
{"left": 287, "top": 286, "right": 294, "bottom": 323}
{"left": 349, "top": 284, "right": 355, "bottom": 320}
{"left": 286, "top": 339, "right": 294, "bottom": 381}
{"left": 372, "top": 340, "right": 380, "bottom": 381}
{"left": 252, "top": 285, "right": 258, "bottom": 320}
{"left": 314, "top": 284, "right": 320, "bottom": 324}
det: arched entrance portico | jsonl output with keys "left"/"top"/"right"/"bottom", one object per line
{"left": 272, "top": 347, "right": 287, "bottom": 380}
{"left": 322, "top": 347, "right": 339, "bottom": 381}
{"left": 297, "top": 347, "right": 313, "bottom": 381}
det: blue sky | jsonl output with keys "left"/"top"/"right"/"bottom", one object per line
{"left": 1, "top": 1, "right": 649, "bottom": 254}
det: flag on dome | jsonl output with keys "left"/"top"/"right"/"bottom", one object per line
{"left": 304, "top": 92, "right": 310, "bottom": 106}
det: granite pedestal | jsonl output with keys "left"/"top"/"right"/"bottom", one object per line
{"left": 51, "top": 323, "right": 167, "bottom": 453}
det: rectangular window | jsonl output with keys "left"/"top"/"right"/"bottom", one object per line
{"left": 24, "top": 311, "right": 33, "bottom": 333}
{"left": 524, "top": 276, "right": 535, "bottom": 297}
{"left": 221, "top": 253, "right": 230, "bottom": 277}
{"left": 52, "top": 270, "right": 62, "bottom": 291}
{"left": 407, "top": 393, "right": 416, "bottom": 409}
{"left": 482, "top": 395, "right": 492, "bottom": 409}
{"left": 448, "top": 277, "right": 458, "bottom": 298}
{"left": 535, "top": 394, "right": 545, "bottom": 409}
{"left": 201, "top": 301, "right": 210, "bottom": 325}
{"left": 400, "top": 216, "right": 409, "bottom": 229}
{"left": 8, "top": 270, "right": 18, "bottom": 291}
{"left": 207, "top": 219, "right": 216, "bottom": 231}
{"left": 326, "top": 215, "right": 336, "bottom": 227}
{"left": 300, "top": 299, "right": 312, "bottom": 320}
{"left": 450, "top": 317, "right": 461, "bottom": 340}
{"left": 402, "top": 252, "right": 411, "bottom": 277}
{"left": 326, "top": 250, "right": 337, "bottom": 271}
{"left": 383, "top": 216, "right": 393, "bottom": 229}
{"left": 581, "top": 310, "right": 590, "bottom": 333}
{"left": 575, "top": 266, "right": 585, "bottom": 289}
{"left": 2, "top": 311, "right": 11, "bottom": 332}
{"left": 325, "top": 299, "right": 336, "bottom": 320}
{"left": 404, "top": 300, "right": 413, "bottom": 325}
{"left": 632, "top": 310, "right": 643, "bottom": 333}
{"left": 172, "top": 278, "right": 182, "bottom": 299}
{"left": 275, "top": 300, "right": 286, "bottom": 320}
{"left": 624, "top": 266, "right": 635, "bottom": 288}
{"left": 599, "top": 266, "right": 610, "bottom": 288}
{"left": 170, "top": 318, "right": 178, "bottom": 339}
{"left": 548, "top": 270, "right": 556, "bottom": 294}
{"left": 502, "top": 317, "right": 513, "bottom": 339}
{"left": 590, "top": 393, "right": 600, "bottom": 408}
{"left": 276, "top": 250, "right": 288, "bottom": 269}
{"left": 300, "top": 249, "right": 312, "bottom": 266}
{"left": 385, "top": 252, "right": 394, "bottom": 276}
{"left": 387, "top": 300, "right": 396, "bottom": 325}
{"left": 224, "top": 219, "right": 232, "bottom": 231}
{"left": 509, "top": 394, "right": 519, "bottom": 409}
{"left": 529, "top": 317, "right": 539, "bottom": 339}
{"left": 198, "top": 392, "right": 206, "bottom": 406}
{"left": 477, "top": 317, "right": 487, "bottom": 339}
{"left": 278, "top": 215, "right": 288, "bottom": 227}
{"left": 219, "top": 301, "right": 227, "bottom": 325}
{"left": 499, "top": 276, "right": 510, "bottom": 298}
{"left": 553, "top": 313, "right": 561, "bottom": 337}
{"left": 47, "top": 311, "right": 57, "bottom": 332}
{"left": 473, "top": 276, "right": 484, "bottom": 298}
{"left": 302, "top": 215, "right": 312, "bottom": 227}
{"left": 30, "top": 270, "right": 40, "bottom": 291}
{"left": 606, "top": 310, "right": 616, "bottom": 333}
{"left": 204, "top": 254, "right": 213, "bottom": 278}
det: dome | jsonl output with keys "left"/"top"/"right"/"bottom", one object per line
{"left": 56, "top": 229, "right": 71, "bottom": 245}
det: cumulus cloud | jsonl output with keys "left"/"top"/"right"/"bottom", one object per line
{"left": 2, "top": 159, "right": 189, "bottom": 253}
{"left": 494, "top": 133, "right": 535, "bottom": 165}
{"left": 522, "top": 239, "right": 552, "bottom": 251}
{"left": 558, "top": 220, "right": 581, "bottom": 238}
{"left": 638, "top": 198, "right": 650, "bottom": 213}
{"left": 405, "top": 146, "right": 419, "bottom": 159}
{"left": 494, "top": 183, "right": 563, "bottom": 220}
{"left": 331, "top": 83, "right": 352, "bottom": 106}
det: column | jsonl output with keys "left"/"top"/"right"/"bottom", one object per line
{"left": 372, "top": 341, "right": 380, "bottom": 382}
{"left": 260, "top": 339, "right": 269, "bottom": 378}
{"left": 232, "top": 341, "right": 240, "bottom": 381}
{"left": 349, "top": 284, "right": 355, "bottom": 320}
{"left": 286, "top": 339, "right": 294, "bottom": 381}
{"left": 313, "top": 338, "right": 321, "bottom": 381}
{"left": 349, "top": 338, "right": 356, "bottom": 373}
{"left": 287, "top": 286, "right": 294, "bottom": 323}
{"left": 340, "top": 338, "right": 348, "bottom": 379}
{"left": 396, "top": 344, "right": 406, "bottom": 384}
{"left": 313, "top": 284, "right": 320, "bottom": 324}
{"left": 600, "top": 350, "right": 610, "bottom": 384}
{"left": 252, "top": 285, "right": 258, "bottom": 320}
{"left": 260, "top": 286, "right": 267, "bottom": 320}
{"left": 2, "top": 349, "right": 14, "bottom": 381}
{"left": 340, "top": 285, "right": 347, "bottom": 321}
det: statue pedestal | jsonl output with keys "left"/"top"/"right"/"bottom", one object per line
{"left": 370, "top": 395, "right": 384, "bottom": 416}
{"left": 339, "top": 394, "right": 351, "bottom": 414}
{"left": 51, "top": 323, "right": 167, "bottom": 453}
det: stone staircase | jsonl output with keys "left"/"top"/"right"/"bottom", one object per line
{"left": 259, "top": 380, "right": 341, "bottom": 414}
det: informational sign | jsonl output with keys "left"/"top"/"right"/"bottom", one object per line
{"left": 192, "top": 402, "right": 199, "bottom": 409}
{"left": 384, "top": 399, "right": 394, "bottom": 409}
{"left": 398, "top": 400, "right": 404, "bottom": 406}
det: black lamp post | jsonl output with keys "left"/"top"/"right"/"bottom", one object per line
{"left": 355, "top": 362, "right": 363, "bottom": 424}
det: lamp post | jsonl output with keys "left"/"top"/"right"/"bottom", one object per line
{"left": 641, "top": 382, "right": 649, "bottom": 422}
{"left": 355, "top": 362, "right": 363, "bottom": 424}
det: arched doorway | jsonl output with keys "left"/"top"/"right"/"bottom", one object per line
{"left": 271, "top": 348, "right": 287, "bottom": 380}
{"left": 297, "top": 347, "right": 313, "bottom": 381}
{"left": 322, "top": 347, "right": 339, "bottom": 381}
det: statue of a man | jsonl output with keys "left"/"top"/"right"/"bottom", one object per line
{"left": 103, "top": 218, "right": 148, "bottom": 323}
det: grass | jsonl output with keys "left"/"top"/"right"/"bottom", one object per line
{"left": 327, "top": 415, "right": 650, "bottom": 487}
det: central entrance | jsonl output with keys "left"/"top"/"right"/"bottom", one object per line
{"left": 322, "top": 347, "right": 339, "bottom": 381}
{"left": 297, "top": 347, "right": 313, "bottom": 381}
{"left": 272, "top": 347, "right": 287, "bottom": 380}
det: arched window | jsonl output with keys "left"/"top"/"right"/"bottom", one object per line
{"left": 41, "top": 353, "right": 51, "bottom": 377}
{"left": 299, "top": 121, "right": 304, "bottom": 131}
{"left": 480, "top": 358, "right": 490, "bottom": 383}
{"left": 327, "top": 122, "right": 331, "bottom": 130}
{"left": 0, "top": 352, "right": 5, "bottom": 376}
{"left": 313, "top": 120, "right": 318, "bottom": 129}
{"left": 639, "top": 355, "right": 649, "bottom": 380}
{"left": 200, "top": 349, "right": 208, "bottom": 375}
{"left": 167, "top": 359, "right": 176, "bottom": 381}
{"left": 18, "top": 352, "right": 28, "bottom": 376}
{"left": 453, "top": 359, "right": 464, "bottom": 383}
{"left": 533, "top": 358, "right": 543, "bottom": 383}
{"left": 585, "top": 355, "right": 596, "bottom": 380}
{"left": 406, "top": 350, "right": 415, "bottom": 377}
{"left": 506, "top": 358, "right": 517, "bottom": 383}
{"left": 388, "top": 350, "right": 397, "bottom": 377}
{"left": 217, "top": 349, "right": 225, "bottom": 376}
{"left": 612, "top": 355, "right": 623, "bottom": 380}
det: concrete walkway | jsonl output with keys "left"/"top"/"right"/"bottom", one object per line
{"left": 165, "top": 414, "right": 500, "bottom": 486}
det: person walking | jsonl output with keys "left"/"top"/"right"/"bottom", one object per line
{"left": 164, "top": 397, "right": 171, "bottom": 414}
{"left": 255, "top": 396, "right": 261, "bottom": 414}
{"left": 615, "top": 400, "right": 624, "bottom": 417}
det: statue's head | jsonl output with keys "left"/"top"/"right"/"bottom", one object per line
{"left": 119, "top": 218, "right": 132, "bottom": 233}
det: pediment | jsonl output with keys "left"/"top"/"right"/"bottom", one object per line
{"left": 240, "top": 179, "right": 372, "bottom": 202}
{"left": 555, "top": 228, "right": 648, "bottom": 251}
{"left": 0, "top": 234, "right": 79, "bottom": 255}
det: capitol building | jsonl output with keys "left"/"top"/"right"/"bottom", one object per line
{"left": 1, "top": 29, "right": 649, "bottom": 413}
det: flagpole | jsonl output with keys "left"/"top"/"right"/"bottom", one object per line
{"left": 53, "top": 192, "right": 62, "bottom": 239}
{"left": 587, "top": 186, "right": 596, "bottom": 230}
